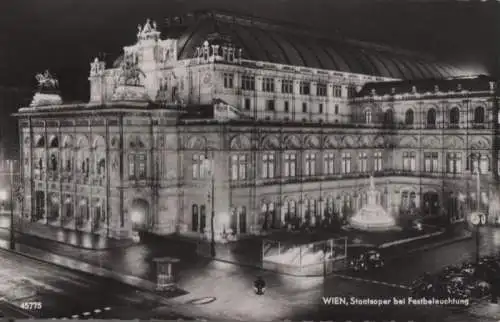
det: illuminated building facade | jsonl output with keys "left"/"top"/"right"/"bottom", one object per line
{"left": 14, "top": 11, "right": 498, "bottom": 240}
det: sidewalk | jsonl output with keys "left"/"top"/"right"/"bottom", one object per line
{"left": 0, "top": 215, "right": 133, "bottom": 250}
{"left": 0, "top": 232, "right": 317, "bottom": 321}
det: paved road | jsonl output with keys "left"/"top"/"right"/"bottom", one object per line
{"left": 0, "top": 219, "right": 498, "bottom": 321}
{"left": 0, "top": 249, "right": 189, "bottom": 319}
{"left": 340, "top": 226, "right": 500, "bottom": 287}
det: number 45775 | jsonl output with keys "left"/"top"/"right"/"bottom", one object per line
{"left": 20, "top": 302, "right": 42, "bottom": 310}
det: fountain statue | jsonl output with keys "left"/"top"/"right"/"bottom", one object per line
{"left": 349, "top": 176, "right": 399, "bottom": 231}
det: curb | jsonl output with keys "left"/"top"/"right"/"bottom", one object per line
{"left": 0, "top": 244, "right": 158, "bottom": 292}
{"left": 379, "top": 230, "right": 444, "bottom": 248}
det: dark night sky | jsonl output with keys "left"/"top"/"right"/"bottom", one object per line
{"left": 0, "top": 0, "right": 498, "bottom": 101}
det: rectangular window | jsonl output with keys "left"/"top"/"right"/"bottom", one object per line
{"left": 192, "top": 153, "right": 206, "bottom": 179}
{"left": 446, "top": 152, "right": 462, "bottom": 174}
{"left": 333, "top": 85, "right": 343, "bottom": 97}
{"left": 304, "top": 153, "right": 316, "bottom": 176}
{"left": 316, "top": 83, "right": 327, "bottom": 96}
{"left": 129, "top": 153, "right": 147, "bottom": 179}
{"left": 402, "top": 152, "right": 416, "bottom": 171}
{"left": 262, "top": 77, "right": 275, "bottom": 92}
{"left": 341, "top": 152, "right": 351, "bottom": 174}
{"left": 223, "top": 73, "right": 234, "bottom": 89}
{"left": 374, "top": 152, "right": 383, "bottom": 171}
{"left": 347, "top": 86, "right": 356, "bottom": 98}
{"left": 244, "top": 98, "right": 251, "bottom": 110}
{"left": 424, "top": 152, "right": 439, "bottom": 172}
{"left": 138, "top": 154, "right": 146, "bottom": 179}
{"left": 281, "top": 79, "right": 293, "bottom": 94}
{"left": 300, "top": 81, "right": 311, "bottom": 95}
{"left": 241, "top": 75, "right": 255, "bottom": 91}
{"left": 319, "top": 103, "right": 324, "bottom": 114}
{"left": 302, "top": 103, "right": 308, "bottom": 113}
{"left": 284, "top": 153, "right": 297, "bottom": 177}
{"left": 358, "top": 152, "right": 368, "bottom": 172}
{"left": 261, "top": 152, "right": 274, "bottom": 179}
{"left": 231, "top": 154, "right": 247, "bottom": 180}
{"left": 284, "top": 101, "right": 290, "bottom": 113}
{"left": 128, "top": 155, "right": 135, "bottom": 178}
{"left": 324, "top": 152, "right": 334, "bottom": 175}
{"left": 334, "top": 105, "right": 339, "bottom": 115}
{"left": 266, "top": 100, "right": 275, "bottom": 111}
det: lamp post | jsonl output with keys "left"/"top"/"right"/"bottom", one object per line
{"left": 470, "top": 165, "right": 485, "bottom": 264}
{"left": 204, "top": 151, "right": 216, "bottom": 258}
{"left": 7, "top": 160, "right": 15, "bottom": 250}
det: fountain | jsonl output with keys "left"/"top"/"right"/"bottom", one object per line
{"left": 349, "top": 176, "right": 399, "bottom": 231}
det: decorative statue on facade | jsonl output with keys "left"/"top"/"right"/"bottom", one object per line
{"left": 137, "top": 18, "right": 160, "bottom": 41}
{"left": 35, "top": 70, "right": 59, "bottom": 92}
{"left": 117, "top": 60, "right": 145, "bottom": 87}
{"left": 111, "top": 56, "right": 149, "bottom": 102}
{"left": 29, "top": 69, "right": 63, "bottom": 107}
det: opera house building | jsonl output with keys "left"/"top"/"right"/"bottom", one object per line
{"left": 14, "top": 11, "right": 499, "bottom": 240}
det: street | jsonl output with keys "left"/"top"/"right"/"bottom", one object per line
{"left": 0, "top": 248, "right": 188, "bottom": 319}
{"left": 0, "top": 223, "right": 499, "bottom": 320}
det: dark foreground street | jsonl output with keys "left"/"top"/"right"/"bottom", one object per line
{"left": 0, "top": 248, "right": 189, "bottom": 319}
{"left": 0, "top": 225, "right": 500, "bottom": 320}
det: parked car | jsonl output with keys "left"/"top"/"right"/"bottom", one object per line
{"left": 349, "top": 250, "right": 384, "bottom": 272}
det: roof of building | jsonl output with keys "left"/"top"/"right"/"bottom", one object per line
{"left": 143, "top": 10, "right": 468, "bottom": 79}
{"left": 357, "top": 75, "right": 496, "bottom": 96}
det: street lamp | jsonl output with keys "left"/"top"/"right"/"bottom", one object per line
{"left": 204, "top": 151, "right": 216, "bottom": 258}
{"left": 6, "top": 160, "right": 16, "bottom": 250}
{"left": 469, "top": 165, "right": 485, "bottom": 264}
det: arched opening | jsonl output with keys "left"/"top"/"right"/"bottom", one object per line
{"left": 426, "top": 108, "right": 436, "bottom": 128}
{"left": 191, "top": 204, "right": 206, "bottom": 233}
{"left": 304, "top": 199, "right": 317, "bottom": 227}
{"left": 192, "top": 204, "right": 199, "bottom": 232}
{"left": 130, "top": 198, "right": 149, "bottom": 231}
{"left": 422, "top": 191, "right": 440, "bottom": 216}
{"left": 383, "top": 109, "right": 394, "bottom": 127}
{"left": 35, "top": 136, "right": 45, "bottom": 148}
{"left": 261, "top": 202, "right": 277, "bottom": 230}
{"left": 447, "top": 193, "right": 463, "bottom": 222}
{"left": 474, "top": 106, "right": 485, "bottom": 124}
{"left": 341, "top": 194, "right": 353, "bottom": 218}
{"left": 239, "top": 206, "right": 247, "bottom": 234}
{"left": 76, "top": 198, "right": 90, "bottom": 230}
{"left": 49, "top": 137, "right": 59, "bottom": 148}
{"left": 62, "top": 196, "right": 74, "bottom": 227}
{"left": 47, "top": 193, "right": 60, "bottom": 224}
{"left": 34, "top": 191, "right": 45, "bottom": 221}
{"left": 283, "top": 200, "right": 298, "bottom": 228}
{"left": 449, "top": 107, "right": 460, "bottom": 127}
{"left": 405, "top": 109, "right": 414, "bottom": 125}
{"left": 92, "top": 199, "right": 106, "bottom": 232}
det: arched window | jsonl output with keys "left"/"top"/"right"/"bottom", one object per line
{"left": 405, "top": 109, "right": 414, "bottom": 125}
{"left": 426, "top": 108, "right": 436, "bottom": 128}
{"left": 449, "top": 107, "right": 460, "bottom": 127}
{"left": 364, "top": 109, "right": 372, "bottom": 124}
{"left": 474, "top": 106, "right": 485, "bottom": 124}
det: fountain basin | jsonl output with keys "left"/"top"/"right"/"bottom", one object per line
{"left": 349, "top": 203, "right": 400, "bottom": 231}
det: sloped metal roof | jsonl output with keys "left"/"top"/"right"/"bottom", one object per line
{"left": 155, "top": 10, "right": 466, "bottom": 79}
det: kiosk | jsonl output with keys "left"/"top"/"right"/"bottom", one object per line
{"left": 153, "top": 257, "right": 180, "bottom": 291}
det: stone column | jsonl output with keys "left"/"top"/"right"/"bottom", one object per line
{"left": 109, "top": 195, "right": 130, "bottom": 239}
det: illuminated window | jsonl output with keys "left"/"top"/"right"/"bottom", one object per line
{"left": 284, "top": 153, "right": 297, "bottom": 177}
{"left": 324, "top": 152, "right": 334, "bottom": 175}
